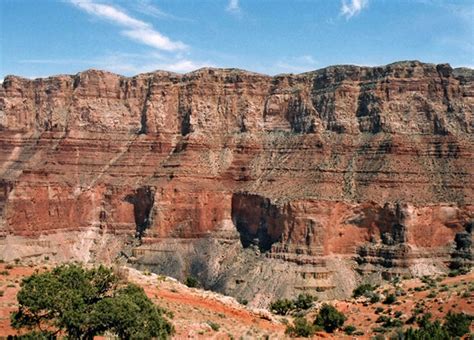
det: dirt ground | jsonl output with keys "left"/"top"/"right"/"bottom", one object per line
{"left": 0, "top": 263, "right": 472, "bottom": 339}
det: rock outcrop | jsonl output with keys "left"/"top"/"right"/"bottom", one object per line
{"left": 0, "top": 61, "right": 473, "bottom": 305}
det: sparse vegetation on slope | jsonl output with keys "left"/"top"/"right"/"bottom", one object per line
{"left": 10, "top": 264, "right": 174, "bottom": 339}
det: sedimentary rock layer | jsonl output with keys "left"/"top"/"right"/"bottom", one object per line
{"left": 0, "top": 61, "right": 472, "bottom": 302}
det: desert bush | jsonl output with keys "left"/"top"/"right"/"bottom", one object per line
{"left": 239, "top": 298, "right": 248, "bottom": 305}
{"left": 314, "top": 303, "right": 346, "bottom": 333}
{"left": 343, "top": 324, "right": 356, "bottom": 335}
{"left": 270, "top": 294, "right": 316, "bottom": 315}
{"left": 370, "top": 293, "right": 381, "bottom": 303}
{"left": 443, "top": 311, "right": 472, "bottom": 337}
{"left": 382, "top": 317, "right": 403, "bottom": 328}
{"left": 207, "top": 321, "right": 220, "bottom": 331}
{"left": 404, "top": 320, "right": 450, "bottom": 340}
{"left": 294, "top": 293, "right": 316, "bottom": 310}
{"left": 383, "top": 294, "right": 397, "bottom": 304}
{"left": 184, "top": 276, "right": 199, "bottom": 288}
{"left": 270, "top": 298, "right": 294, "bottom": 315}
{"left": 285, "top": 317, "right": 318, "bottom": 337}
{"left": 352, "top": 283, "right": 375, "bottom": 298}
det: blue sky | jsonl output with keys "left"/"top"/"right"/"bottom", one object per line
{"left": 1, "top": 0, "right": 473, "bottom": 79}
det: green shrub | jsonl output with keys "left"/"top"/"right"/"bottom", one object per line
{"left": 404, "top": 320, "right": 450, "bottom": 340}
{"left": 376, "top": 315, "right": 390, "bottom": 324}
{"left": 285, "top": 317, "right": 317, "bottom": 337}
{"left": 0, "top": 270, "right": 9, "bottom": 275}
{"left": 239, "top": 298, "right": 248, "bottom": 305}
{"left": 5, "top": 264, "right": 14, "bottom": 270}
{"left": 294, "top": 294, "right": 316, "bottom": 310}
{"left": 443, "top": 311, "right": 472, "bottom": 337}
{"left": 314, "top": 304, "right": 346, "bottom": 333}
{"left": 417, "top": 313, "right": 433, "bottom": 328}
{"left": 372, "top": 327, "right": 386, "bottom": 334}
{"left": 382, "top": 317, "right": 403, "bottom": 328}
{"left": 184, "top": 276, "right": 199, "bottom": 288}
{"left": 352, "top": 283, "right": 375, "bottom": 298}
{"left": 370, "top": 293, "right": 381, "bottom": 303}
{"left": 207, "top": 321, "right": 220, "bottom": 331}
{"left": 383, "top": 294, "right": 397, "bottom": 304}
{"left": 405, "top": 315, "right": 416, "bottom": 324}
{"left": 270, "top": 299, "right": 294, "bottom": 315}
{"left": 343, "top": 325, "right": 356, "bottom": 335}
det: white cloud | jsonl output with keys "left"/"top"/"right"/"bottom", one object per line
{"left": 133, "top": 0, "right": 191, "bottom": 22}
{"left": 69, "top": 0, "right": 187, "bottom": 51}
{"left": 98, "top": 57, "right": 214, "bottom": 74}
{"left": 340, "top": 0, "right": 368, "bottom": 19}
{"left": 273, "top": 55, "right": 318, "bottom": 74}
{"left": 226, "top": 0, "right": 240, "bottom": 14}
{"left": 18, "top": 52, "right": 214, "bottom": 75}
{"left": 123, "top": 28, "right": 187, "bottom": 51}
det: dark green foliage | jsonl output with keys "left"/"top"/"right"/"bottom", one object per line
{"left": 11, "top": 264, "right": 174, "bottom": 340}
{"left": 314, "top": 304, "right": 346, "bottom": 333}
{"left": 370, "top": 293, "right": 381, "bottom": 303}
{"left": 270, "top": 294, "right": 316, "bottom": 316}
{"left": 404, "top": 320, "right": 450, "bottom": 340}
{"left": 381, "top": 317, "right": 403, "bottom": 328}
{"left": 375, "top": 307, "right": 384, "bottom": 314}
{"left": 184, "top": 276, "right": 199, "bottom": 288}
{"left": 343, "top": 325, "right": 356, "bottom": 335}
{"left": 285, "top": 317, "right": 318, "bottom": 337}
{"left": 293, "top": 294, "right": 316, "bottom": 310}
{"left": 403, "top": 312, "right": 472, "bottom": 340}
{"left": 383, "top": 293, "right": 397, "bottom": 304}
{"left": 239, "top": 298, "right": 248, "bottom": 305}
{"left": 352, "top": 283, "right": 375, "bottom": 298}
{"left": 207, "top": 321, "right": 220, "bottom": 331}
{"left": 448, "top": 268, "right": 468, "bottom": 277}
{"left": 270, "top": 298, "right": 294, "bottom": 315}
{"left": 443, "top": 311, "right": 471, "bottom": 337}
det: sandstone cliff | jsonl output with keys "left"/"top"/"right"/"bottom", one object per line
{"left": 0, "top": 61, "right": 472, "bottom": 305}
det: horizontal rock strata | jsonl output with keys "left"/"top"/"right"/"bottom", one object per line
{"left": 0, "top": 61, "right": 473, "bottom": 303}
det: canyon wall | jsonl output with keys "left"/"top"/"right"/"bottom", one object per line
{"left": 0, "top": 61, "right": 472, "bottom": 304}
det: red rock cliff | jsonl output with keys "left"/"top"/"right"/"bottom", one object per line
{"left": 0, "top": 61, "right": 472, "bottom": 300}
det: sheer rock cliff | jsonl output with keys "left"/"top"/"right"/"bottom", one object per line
{"left": 0, "top": 61, "right": 472, "bottom": 305}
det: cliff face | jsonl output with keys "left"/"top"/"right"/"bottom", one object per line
{"left": 0, "top": 61, "right": 473, "bottom": 304}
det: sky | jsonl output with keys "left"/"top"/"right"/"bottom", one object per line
{"left": 0, "top": 0, "right": 473, "bottom": 79}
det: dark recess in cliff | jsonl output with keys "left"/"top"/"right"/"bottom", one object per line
{"left": 125, "top": 187, "right": 155, "bottom": 239}
{"left": 231, "top": 193, "right": 283, "bottom": 252}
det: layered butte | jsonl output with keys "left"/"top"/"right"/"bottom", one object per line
{"left": 0, "top": 61, "right": 472, "bottom": 304}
